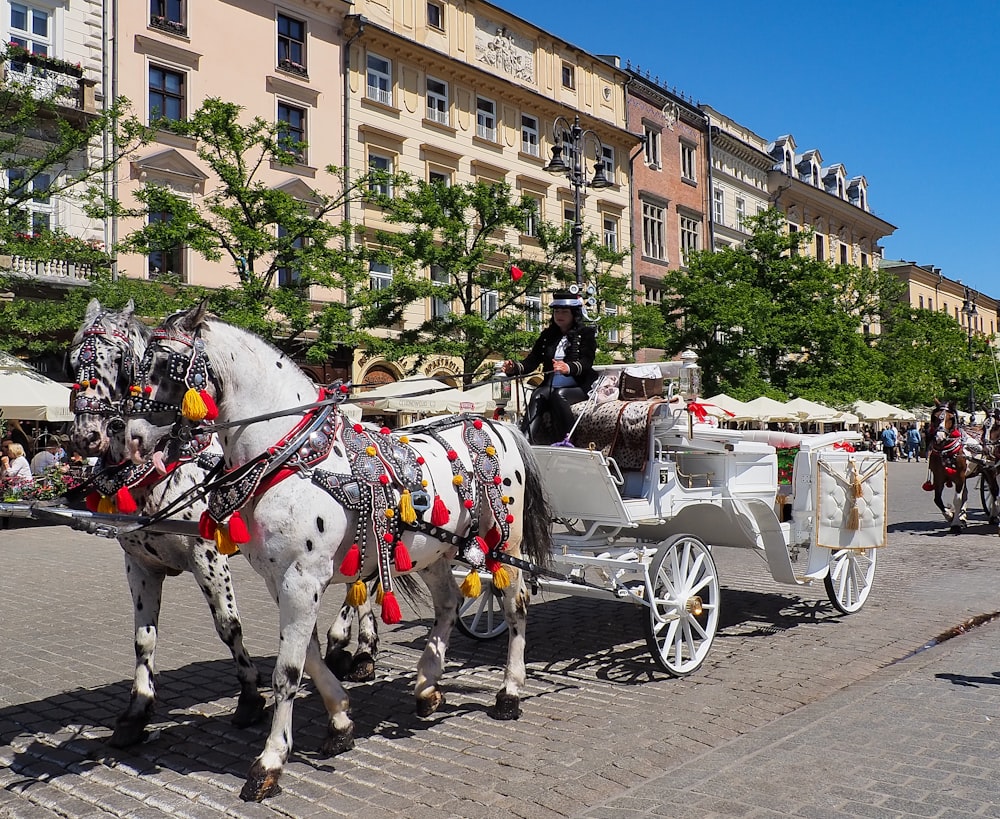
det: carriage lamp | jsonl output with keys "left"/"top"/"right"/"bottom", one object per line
{"left": 679, "top": 349, "right": 700, "bottom": 400}
{"left": 962, "top": 286, "right": 978, "bottom": 420}
{"left": 492, "top": 362, "right": 511, "bottom": 409}
{"left": 543, "top": 114, "right": 611, "bottom": 292}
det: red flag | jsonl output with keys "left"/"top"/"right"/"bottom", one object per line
{"left": 510, "top": 264, "right": 524, "bottom": 281}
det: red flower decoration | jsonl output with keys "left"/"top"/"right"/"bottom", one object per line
{"left": 510, "top": 264, "right": 524, "bottom": 281}
{"left": 473, "top": 419, "right": 483, "bottom": 429}
{"left": 464, "top": 499, "right": 474, "bottom": 509}
{"left": 383, "top": 532, "right": 394, "bottom": 543}
{"left": 380, "top": 427, "right": 390, "bottom": 435}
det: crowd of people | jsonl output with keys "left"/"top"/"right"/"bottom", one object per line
{"left": 0, "top": 419, "right": 95, "bottom": 490}
{"left": 861, "top": 422, "right": 928, "bottom": 462}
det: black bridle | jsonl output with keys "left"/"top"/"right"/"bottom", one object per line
{"left": 70, "top": 313, "right": 141, "bottom": 428}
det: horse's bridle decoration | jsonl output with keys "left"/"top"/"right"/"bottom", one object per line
{"left": 71, "top": 312, "right": 136, "bottom": 423}
{"left": 129, "top": 323, "right": 515, "bottom": 623}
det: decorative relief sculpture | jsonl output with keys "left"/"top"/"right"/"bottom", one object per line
{"left": 475, "top": 21, "right": 534, "bottom": 82}
{"left": 662, "top": 101, "right": 678, "bottom": 130}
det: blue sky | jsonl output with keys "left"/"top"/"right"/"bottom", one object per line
{"left": 497, "top": 0, "right": 998, "bottom": 297}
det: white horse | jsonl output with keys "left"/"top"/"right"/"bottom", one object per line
{"left": 123, "top": 304, "right": 552, "bottom": 802}
{"left": 68, "top": 300, "right": 380, "bottom": 749}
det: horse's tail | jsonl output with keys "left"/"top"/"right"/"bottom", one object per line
{"left": 509, "top": 425, "right": 552, "bottom": 570}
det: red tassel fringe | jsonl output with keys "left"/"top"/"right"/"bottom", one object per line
{"left": 198, "top": 510, "right": 217, "bottom": 540}
{"left": 380, "top": 590, "right": 402, "bottom": 624}
{"left": 228, "top": 511, "right": 250, "bottom": 544}
{"left": 340, "top": 543, "right": 362, "bottom": 576}
{"left": 431, "top": 495, "right": 449, "bottom": 525}
{"left": 394, "top": 541, "right": 412, "bottom": 571}
{"left": 85, "top": 491, "right": 100, "bottom": 512}
{"left": 200, "top": 390, "right": 219, "bottom": 421}
{"left": 115, "top": 486, "right": 138, "bottom": 514}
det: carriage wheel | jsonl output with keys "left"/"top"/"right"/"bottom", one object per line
{"left": 824, "top": 547, "right": 878, "bottom": 614}
{"left": 455, "top": 577, "right": 508, "bottom": 640}
{"left": 643, "top": 534, "right": 721, "bottom": 677}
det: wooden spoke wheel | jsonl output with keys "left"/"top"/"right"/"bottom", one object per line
{"left": 824, "top": 547, "right": 878, "bottom": 614}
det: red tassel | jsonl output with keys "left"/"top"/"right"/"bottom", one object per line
{"left": 476, "top": 535, "right": 489, "bottom": 554}
{"left": 86, "top": 491, "right": 101, "bottom": 512}
{"left": 394, "top": 541, "right": 412, "bottom": 571}
{"left": 484, "top": 527, "right": 502, "bottom": 549}
{"left": 380, "top": 590, "right": 402, "bottom": 624}
{"left": 115, "top": 486, "right": 138, "bottom": 514}
{"left": 340, "top": 543, "right": 362, "bottom": 576}
{"left": 198, "top": 510, "right": 217, "bottom": 540}
{"left": 200, "top": 390, "right": 218, "bottom": 421}
{"left": 922, "top": 480, "right": 933, "bottom": 492}
{"left": 228, "top": 510, "right": 250, "bottom": 544}
{"left": 431, "top": 495, "right": 450, "bottom": 526}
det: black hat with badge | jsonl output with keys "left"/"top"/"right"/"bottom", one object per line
{"left": 549, "top": 290, "right": 583, "bottom": 308}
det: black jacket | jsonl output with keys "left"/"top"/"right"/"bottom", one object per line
{"left": 510, "top": 323, "right": 597, "bottom": 391}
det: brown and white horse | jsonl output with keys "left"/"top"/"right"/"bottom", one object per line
{"left": 925, "top": 400, "right": 982, "bottom": 533}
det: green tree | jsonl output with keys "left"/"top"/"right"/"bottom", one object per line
{"left": 370, "top": 179, "right": 631, "bottom": 383}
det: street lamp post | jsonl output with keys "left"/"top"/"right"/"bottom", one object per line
{"left": 542, "top": 114, "right": 611, "bottom": 290}
{"left": 962, "top": 285, "right": 978, "bottom": 421}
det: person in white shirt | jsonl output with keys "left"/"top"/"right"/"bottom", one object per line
{"left": 31, "top": 441, "right": 62, "bottom": 475}
{"left": 1, "top": 441, "right": 34, "bottom": 484}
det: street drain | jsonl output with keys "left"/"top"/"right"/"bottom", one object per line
{"left": 895, "top": 611, "right": 1000, "bottom": 662}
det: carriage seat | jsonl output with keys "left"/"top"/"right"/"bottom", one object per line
{"left": 569, "top": 397, "right": 677, "bottom": 471}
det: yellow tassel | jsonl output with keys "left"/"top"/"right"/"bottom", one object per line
{"left": 453, "top": 474, "right": 463, "bottom": 486}
{"left": 182, "top": 387, "right": 208, "bottom": 421}
{"left": 375, "top": 581, "right": 385, "bottom": 605}
{"left": 214, "top": 527, "right": 239, "bottom": 555}
{"left": 460, "top": 570, "right": 482, "bottom": 599}
{"left": 97, "top": 495, "right": 115, "bottom": 514}
{"left": 346, "top": 578, "right": 367, "bottom": 607}
{"left": 491, "top": 565, "right": 511, "bottom": 590}
{"left": 399, "top": 489, "right": 417, "bottom": 524}
{"left": 847, "top": 504, "right": 861, "bottom": 530}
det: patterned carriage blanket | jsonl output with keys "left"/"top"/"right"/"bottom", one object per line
{"left": 569, "top": 398, "right": 669, "bottom": 470}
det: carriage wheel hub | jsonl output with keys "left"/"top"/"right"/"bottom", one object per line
{"left": 685, "top": 596, "right": 703, "bottom": 617}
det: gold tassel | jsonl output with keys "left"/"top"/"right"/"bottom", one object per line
{"left": 214, "top": 527, "right": 239, "bottom": 555}
{"left": 491, "top": 565, "right": 511, "bottom": 590}
{"left": 182, "top": 387, "right": 208, "bottom": 421}
{"left": 375, "top": 581, "right": 385, "bottom": 605}
{"left": 97, "top": 495, "right": 115, "bottom": 514}
{"left": 399, "top": 489, "right": 417, "bottom": 524}
{"left": 346, "top": 578, "right": 367, "bottom": 607}
{"left": 460, "top": 570, "right": 482, "bottom": 599}
{"left": 847, "top": 504, "right": 861, "bottom": 530}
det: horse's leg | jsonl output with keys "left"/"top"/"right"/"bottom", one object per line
{"left": 414, "top": 559, "right": 459, "bottom": 717}
{"left": 952, "top": 477, "right": 970, "bottom": 532}
{"left": 324, "top": 585, "right": 377, "bottom": 682}
{"left": 304, "top": 632, "right": 355, "bottom": 755}
{"left": 189, "top": 545, "right": 266, "bottom": 727}
{"left": 489, "top": 566, "right": 531, "bottom": 721}
{"left": 989, "top": 473, "right": 1000, "bottom": 525}
{"left": 108, "top": 553, "right": 162, "bottom": 747}
{"left": 242, "top": 568, "right": 350, "bottom": 802}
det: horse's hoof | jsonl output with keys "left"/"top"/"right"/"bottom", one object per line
{"left": 108, "top": 714, "right": 150, "bottom": 748}
{"left": 240, "top": 761, "right": 282, "bottom": 802}
{"left": 344, "top": 652, "right": 375, "bottom": 683}
{"left": 950, "top": 525, "right": 962, "bottom": 534}
{"left": 325, "top": 648, "right": 355, "bottom": 680}
{"left": 488, "top": 692, "right": 521, "bottom": 721}
{"left": 416, "top": 690, "right": 445, "bottom": 718}
{"left": 989, "top": 517, "right": 999, "bottom": 526}
{"left": 232, "top": 690, "right": 266, "bottom": 728}
{"left": 319, "top": 724, "right": 355, "bottom": 757}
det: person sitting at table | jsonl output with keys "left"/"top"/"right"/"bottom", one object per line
{"left": 31, "top": 437, "right": 66, "bottom": 475}
{"left": 502, "top": 290, "right": 596, "bottom": 444}
{"left": 1, "top": 441, "right": 33, "bottom": 485}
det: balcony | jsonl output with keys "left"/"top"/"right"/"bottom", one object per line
{"left": 1, "top": 254, "right": 103, "bottom": 285}
{"left": 149, "top": 15, "right": 188, "bottom": 36}
{"left": 3, "top": 57, "right": 96, "bottom": 113}
{"left": 1, "top": 232, "right": 110, "bottom": 290}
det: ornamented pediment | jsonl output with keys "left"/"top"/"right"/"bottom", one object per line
{"left": 475, "top": 21, "right": 534, "bottom": 83}
{"left": 273, "top": 177, "right": 322, "bottom": 206}
{"left": 131, "top": 148, "right": 207, "bottom": 194}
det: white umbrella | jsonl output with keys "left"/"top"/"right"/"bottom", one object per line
{"left": 704, "top": 393, "right": 752, "bottom": 418}
{"left": 868, "top": 400, "right": 915, "bottom": 421}
{"left": 0, "top": 351, "right": 73, "bottom": 422}
{"left": 353, "top": 374, "right": 450, "bottom": 412}
{"left": 737, "top": 395, "right": 798, "bottom": 423}
{"left": 784, "top": 397, "right": 838, "bottom": 422}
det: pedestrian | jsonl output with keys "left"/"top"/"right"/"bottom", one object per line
{"left": 905, "top": 424, "right": 921, "bottom": 462}
{"left": 880, "top": 424, "right": 898, "bottom": 461}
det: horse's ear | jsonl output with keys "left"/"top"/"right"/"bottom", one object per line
{"left": 176, "top": 301, "right": 210, "bottom": 333}
{"left": 84, "top": 298, "right": 102, "bottom": 323}
{"left": 122, "top": 299, "right": 136, "bottom": 320}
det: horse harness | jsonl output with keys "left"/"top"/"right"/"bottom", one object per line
{"left": 126, "top": 324, "right": 518, "bottom": 620}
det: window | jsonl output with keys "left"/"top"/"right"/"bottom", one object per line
{"left": 523, "top": 195, "right": 541, "bottom": 237}
{"left": 428, "top": 168, "right": 450, "bottom": 186}
{"left": 10, "top": 2, "right": 50, "bottom": 56}
{"left": 840, "top": 244, "right": 848, "bottom": 265}
{"left": 919, "top": 295, "right": 924, "bottom": 309}
{"left": 563, "top": 203, "right": 575, "bottom": 229}
{"left": 641, "top": 201, "right": 666, "bottom": 261}
{"left": 521, "top": 114, "right": 539, "bottom": 157}
{"left": 366, "top": 53, "right": 392, "bottom": 105}
{"left": 928, "top": 298, "right": 933, "bottom": 311}
{"left": 149, "top": 0, "right": 185, "bottom": 34}
{"left": 277, "top": 13, "right": 306, "bottom": 75}
{"left": 525, "top": 292, "right": 542, "bottom": 332}
{"left": 605, "top": 305, "right": 619, "bottom": 343}
{"left": 860, "top": 252, "right": 869, "bottom": 269}
{"left": 680, "top": 216, "right": 700, "bottom": 262}
{"left": 368, "top": 153, "right": 392, "bottom": 197}
{"left": 680, "top": 143, "right": 696, "bottom": 182}
{"left": 6, "top": 169, "right": 52, "bottom": 233}
{"left": 147, "top": 211, "right": 183, "bottom": 281}
{"left": 426, "top": 76, "right": 448, "bottom": 124}
{"left": 712, "top": 187, "right": 724, "bottom": 226}
{"left": 277, "top": 102, "right": 306, "bottom": 161}
{"left": 430, "top": 265, "right": 450, "bottom": 318}
{"left": 601, "top": 145, "right": 615, "bottom": 181}
{"left": 476, "top": 96, "right": 496, "bottom": 142}
{"left": 148, "top": 65, "right": 185, "bottom": 123}
{"left": 561, "top": 62, "right": 575, "bottom": 89}
{"left": 427, "top": 1, "right": 443, "bottom": 30}
{"left": 603, "top": 215, "right": 618, "bottom": 252}
{"left": 369, "top": 260, "right": 392, "bottom": 290}
{"left": 643, "top": 125, "right": 661, "bottom": 168}
{"left": 735, "top": 197, "right": 746, "bottom": 230}
{"left": 815, "top": 234, "right": 825, "bottom": 261}
{"left": 276, "top": 226, "right": 303, "bottom": 288}
{"left": 480, "top": 288, "right": 499, "bottom": 318}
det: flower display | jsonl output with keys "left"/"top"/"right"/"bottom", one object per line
{"left": 5, "top": 42, "right": 83, "bottom": 77}
{"left": 2, "top": 466, "right": 81, "bottom": 503}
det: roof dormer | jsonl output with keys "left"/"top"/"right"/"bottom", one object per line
{"left": 797, "top": 149, "right": 822, "bottom": 186}
{"left": 823, "top": 163, "right": 847, "bottom": 198}
{"left": 847, "top": 176, "right": 868, "bottom": 211}
{"left": 767, "top": 134, "right": 796, "bottom": 175}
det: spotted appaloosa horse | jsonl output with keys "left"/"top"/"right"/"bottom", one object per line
{"left": 68, "top": 301, "right": 380, "bottom": 748}
{"left": 926, "top": 400, "right": 982, "bottom": 533}
{"left": 124, "top": 304, "right": 552, "bottom": 802}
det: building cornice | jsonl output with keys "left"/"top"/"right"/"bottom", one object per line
{"left": 711, "top": 129, "right": 773, "bottom": 170}
{"left": 769, "top": 172, "right": 896, "bottom": 237}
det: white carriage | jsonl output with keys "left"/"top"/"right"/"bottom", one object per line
{"left": 458, "top": 394, "right": 887, "bottom": 677}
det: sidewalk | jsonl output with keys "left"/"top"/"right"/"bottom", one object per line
{"left": 584, "top": 618, "right": 1000, "bottom": 818}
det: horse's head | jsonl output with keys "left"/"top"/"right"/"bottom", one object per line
{"left": 123, "top": 303, "right": 215, "bottom": 462}
{"left": 930, "top": 400, "right": 961, "bottom": 445}
{"left": 68, "top": 299, "right": 150, "bottom": 459}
